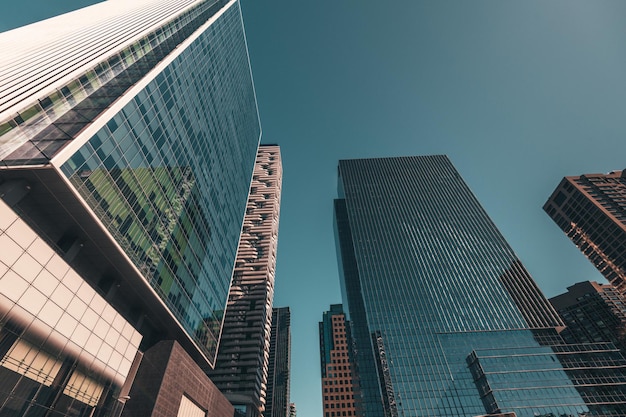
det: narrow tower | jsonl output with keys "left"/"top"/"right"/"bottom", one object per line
{"left": 209, "top": 145, "right": 282, "bottom": 417}
{"left": 266, "top": 307, "right": 292, "bottom": 417}
{"left": 319, "top": 304, "right": 361, "bottom": 417}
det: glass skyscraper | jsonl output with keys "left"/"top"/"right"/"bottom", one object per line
{"left": 0, "top": 0, "right": 260, "bottom": 415}
{"left": 266, "top": 307, "right": 292, "bottom": 417}
{"left": 334, "top": 155, "right": 589, "bottom": 417}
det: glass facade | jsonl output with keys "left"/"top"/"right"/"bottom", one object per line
{"left": 58, "top": 1, "right": 260, "bottom": 363}
{"left": 0, "top": 0, "right": 260, "bottom": 415}
{"left": 266, "top": 307, "right": 292, "bottom": 417}
{"left": 467, "top": 341, "right": 586, "bottom": 415}
{"left": 334, "top": 155, "right": 585, "bottom": 417}
{"left": 0, "top": 0, "right": 224, "bottom": 164}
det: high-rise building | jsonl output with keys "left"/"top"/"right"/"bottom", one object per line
{"left": 334, "top": 155, "right": 590, "bottom": 417}
{"left": 209, "top": 145, "right": 282, "bottom": 417}
{"left": 319, "top": 304, "right": 361, "bottom": 417}
{"left": 544, "top": 170, "right": 626, "bottom": 292}
{"left": 266, "top": 307, "right": 291, "bottom": 417}
{"left": 550, "top": 281, "right": 626, "bottom": 353}
{"left": 0, "top": 0, "right": 260, "bottom": 415}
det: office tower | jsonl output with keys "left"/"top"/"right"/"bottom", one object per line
{"left": 0, "top": 0, "right": 260, "bottom": 415}
{"left": 209, "top": 145, "right": 282, "bottom": 417}
{"left": 544, "top": 170, "right": 626, "bottom": 293}
{"left": 288, "top": 403, "right": 297, "bottom": 417}
{"left": 334, "top": 155, "right": 589, "bottom": 417}
{"left": 266, "top": 307, "right": 291, "bottom": 417}
{"left": 550, "top": 281, "right": 626, "bottom": 353}
{"left": 319, "top": 304, "right": 361, "bottom": 417}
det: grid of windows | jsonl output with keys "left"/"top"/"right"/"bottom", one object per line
{"left": 0, "top": 0, "right": 225, "bottom": 164}
{"left": 210, "top": 146, "right": 283, "bottom": 417}
{"left": 468, "top": 343, "right": 587, "bottom": 416}
{"left": 544, "top": 171, "right": 626, "bottom": 293}
{"left": 0, "top": 199, "right": 142, "bottom": 416}
{"left": 551, "top": 281, "right": 626, "bottom": 354}
{"left": 320, "top": 306, "right": 360, "bottom": 417}
{"left": 334, "top": 155, "right": 582, "bottom": 417}
{"left": 59, "top": 1, "right": 260, "bottom": 363}
{"left": 266, "top": 307, "right": 291, "bottom": 417}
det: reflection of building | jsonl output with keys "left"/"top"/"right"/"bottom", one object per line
{"left": 334, "top": 155, "right": 589, "bottom": 417}
{"left": 319, "top": 305, "right": 361, "bottom": 417}
{"left": 550, "top": 281, "right": 626, "bottom": 354}
{"left": 544, "top": 170, "right": 626, "bottom": 293}
{"left": 0, "top": 0, "right": 260, "bottom": 415}
{"left": 266, "top": 307, "right": 291, "bottom": 417}
{"left": 209, "top": 145, "right": 282, "bottom": 417}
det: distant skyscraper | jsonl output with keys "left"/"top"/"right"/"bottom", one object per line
{"left": 550, "top": 281, "right": 626, "bottom": 353}
{"left": 288, "top": 402, "right": 297, "bottom": 417}
{"left": 319, "top": 304, "right": 361, "bottom": 417}
{"left": 334, "top": 155, "right": 588, "bottom": 417}
{"left": 266, "top": 307, "right": 291, "bottom": 417}
{"left": 210, "top": 145, "right": 282, "bottom": 417}
{"left": 0, "top": 0, "right": 260, "bottom": 415}
{"left": 544, "top": 169, "right": 626, "bottom": 292}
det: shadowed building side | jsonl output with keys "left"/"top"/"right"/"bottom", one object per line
{"left": 266, "top": 307, "right": 291, "bottom": 417}
{"left": 550, "top": 281, "right": 626, "bottom": 355}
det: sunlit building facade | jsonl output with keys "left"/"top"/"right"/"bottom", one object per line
{"left": 288, "top": 403, "right": 297, "bottom": 417}
{"left": 319, "top": 304, "right": 361, "bottom": 417}
{"left": 0, "top": 0, "right": 260, "bottom": 415}
{"left": 334, "top": 155, "right": 589, "bottom": 417}
{"left": 544, "top": 170, "right": 626, "bottom": 293}
{"left": 209, "top": 145, "right": 282, "bottom": 417}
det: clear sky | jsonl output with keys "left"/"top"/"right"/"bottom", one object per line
{"left": 3, "top": 1, "right": 626, "bottom": 417}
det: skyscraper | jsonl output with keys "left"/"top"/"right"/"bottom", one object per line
{"left": 209, "top": 145, "right": 282, "bottom": 417}
{"left": 266, "top": 307, "right": 291, "bottom": 417}
{"left": 544, "top": 169, "right": 626, "bottom": 293}
{"left": 334, "top": 155, "right": 588, "bottom": 417}
{"left": 550, "top": 281, "right": 626, "bottom": 354}
{"left": 0, "top": 0, "right": 260, "bottom": 415}
{"left": 319, "top": 304, "right": 361, "bottom": 417}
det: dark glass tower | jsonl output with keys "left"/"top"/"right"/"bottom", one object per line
{"left": 266, "top": 307, "right": 291, "bottom": 417}
{"left": 334, "top": 155, "right": 587, "bottom": 417}
{"left": 544, "top": 170, "right": 626, "bottom": 293}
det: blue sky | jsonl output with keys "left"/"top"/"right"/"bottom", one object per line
{"left": 3, "top": 1, "right": 626, "bottom": 417}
